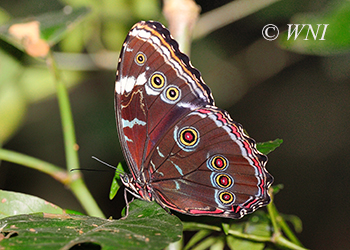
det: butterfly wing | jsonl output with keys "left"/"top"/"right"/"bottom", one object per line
{"left": 144, "top": 106, "right": 273, "bottom": 218}
{"left": 115, "top": 21, "right": 273, "bottom": 218}
{"left": 115, "top": 21, "right": 213, "bottom": 177}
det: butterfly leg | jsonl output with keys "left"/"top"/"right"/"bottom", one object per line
{"left": 120, "top": 188, "right": 135, "bottom": 219}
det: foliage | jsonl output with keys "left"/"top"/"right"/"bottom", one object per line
{"left": 0, "top": 198, "right": 182, "bottom": 250}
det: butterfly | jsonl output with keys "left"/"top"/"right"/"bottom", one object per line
{"left": 114, "top": 21, "right": 273, "bottom": 219}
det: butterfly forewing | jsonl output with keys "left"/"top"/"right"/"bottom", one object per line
{"left": 115, "top": 21, "right": 213, "bottom": 175}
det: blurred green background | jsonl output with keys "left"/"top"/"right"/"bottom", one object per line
{"left": 1, "top": 0, "right": 349, "bottom": 249}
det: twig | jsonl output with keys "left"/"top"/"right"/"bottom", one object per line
{"left": 193, "top": 0, "right": 281, "bottom": 40}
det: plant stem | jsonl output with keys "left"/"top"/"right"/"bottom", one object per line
{"left": 163, "top": 0, "right": 200, "bottom": 55}
{"left": 267, "top": 195, "right": 308, "bottom": 249}
{"left": 270, "top": 201, "right": 303, "bottom": 246}
{"left": 193, "top": 0, "right": 281, "bottom": 40}
{"left": 0, "top": 149, "right": 69, "bottom": 184}
{"left": 46, "top": 51, "right": 105, "bottom": 218}
{"left": 228, "top": 228, "right": 271, "bottom": 242}
{"left": 69, "top": 178, "right": 104, "bottom": 217}
{"left": 182, "top": 222, "right": 222, "bottom": 232}
{"left": 267, "top": 196, "right": 280, "bottom": 235}
{"left": 0, "top": 148, "right": 104, "bottom": 217}
{"left": 275, "top": 235, "right": 309, "bottom": 250}
{"left": 46, "top": 52, "right": 79, "bottom": 173}
{"left": 182, "top": 214, "right": 309, "bottom": 250}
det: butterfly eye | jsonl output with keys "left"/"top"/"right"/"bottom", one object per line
{"left": 120, "top": 174, "right": 129, "bottom": 185}
{"left": 164, "top": 86, "right": 181, "bottom": 102}
{"left": 177, "top": 127, "right": 200, "bottom": 150}
{"left": 208, "top": 155, "right": 228, "bottom": 171}
{"left": 135, "top": 52, "right": 146, "bottom": 65}
{"left": 150, "top": 72, "right": 166, "bottom": 89}
{"left": 215, "top": 174, "right": 233, "bottom": 189}
{"left": 218, "top": 191, "right": 235, "bottom": 205}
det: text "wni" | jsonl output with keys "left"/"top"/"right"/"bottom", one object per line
{"left": 287, "top": 24, "right": 329, "bottom": 40}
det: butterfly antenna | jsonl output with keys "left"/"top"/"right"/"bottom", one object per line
{"left": 91, "top": 156, "right": 125, "bottom": 174}
{"left": 91, "top": 156, "right": 117, "bottom": 169}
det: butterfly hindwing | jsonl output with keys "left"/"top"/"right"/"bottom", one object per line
{"left": 145, "top": 107, "right": 272, "bottom": 218}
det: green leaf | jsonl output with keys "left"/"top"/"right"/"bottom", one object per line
{"left": 227, "top": 235, "right": 264, "bottom": 250}
{"left": 0, "top": 7, "right": 90, "bottom": 52}
{"left": 271, "top": 184, "right": 284, "bottom": 195}
{"left": 109, "top": 162, "right": 127, "bottom": 200}
{"left": 0, "top": 190, "right": 64, "bottom": 219}
{"left": 190, "top": 235, "right": 223, "bottom": 250}
{"left": 183, "top": 229, "right": 212, "bottom": 250}
{"left": 278, "top": 0, "right": 350, "bottom": 55}
{"left": 0, "top": 199, "right": 182, "bottom": 250}
{"left": 257, "top": 139, "right": 283, "bottom": 155}
{"left": 39, "top": 7, "right": 90, "bottom": 45}
{"left": 221, "top": 222, "right": 230, "bottom": 235}
{"left": 281, "top": 214, "right": 303, "bottom": 233}
{"left": 227, "top": 211, "right": 272, "bottom": 250}
{"left": 209, "top": 238, "right": 225, "bottom": 250}
{"left": 244, "top": 212, "right": 272, "bottom": 238}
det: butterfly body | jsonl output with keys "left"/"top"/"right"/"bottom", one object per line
{"left": 115, "top": 21, "right": 273, "bottom": 219}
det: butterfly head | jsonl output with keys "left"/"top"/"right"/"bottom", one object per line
{"left": 120, "top": 173, "right": 135, "bottom": 190}
{"left": 120, "top": 173, "right": 152, "bottom": 201}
